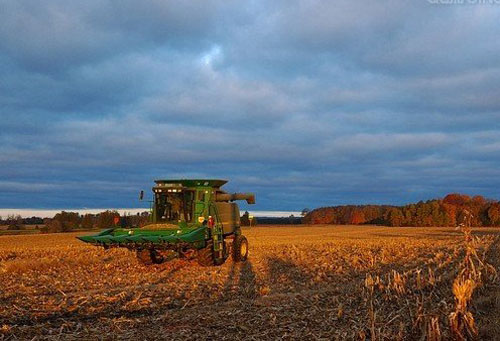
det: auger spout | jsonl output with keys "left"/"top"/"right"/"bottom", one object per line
{"left": 216, "top": 193, "right": 255, "bottom": 204}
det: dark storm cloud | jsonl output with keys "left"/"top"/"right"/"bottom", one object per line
{"left": 1, "top": 0, "right": 499, "bottom": 210}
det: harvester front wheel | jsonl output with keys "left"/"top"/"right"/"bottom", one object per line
{"left": 136, "top": 249, "right": 164, "bottom": 265}
{"left": 197, "top": 246, "right": 215, "bottom": 267}
{"left": 232, "top": 235, "right": 248, "bottom": 262}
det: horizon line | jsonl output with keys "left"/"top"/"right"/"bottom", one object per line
{"left": 0, "top": 208, "right": 303, "bottom": 219}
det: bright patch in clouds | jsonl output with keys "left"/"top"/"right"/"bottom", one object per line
{"left": 201, "top": 45, "right": 222, "bottom": 67}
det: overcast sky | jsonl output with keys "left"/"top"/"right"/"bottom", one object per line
{"left": 1, "top": 1, "right": 499, "bottom": 211}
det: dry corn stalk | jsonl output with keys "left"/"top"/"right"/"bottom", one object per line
{"left": 426, "top": 316, "right": 441, "bottom": 341}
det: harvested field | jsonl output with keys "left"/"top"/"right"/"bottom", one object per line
{"left": 1, "top": 225, "right": 499, "bottom": 340}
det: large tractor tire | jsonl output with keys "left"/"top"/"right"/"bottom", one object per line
{"left": 232, "top": 235, "right": 248, "bottom": 262}
{"left": 136, "top": 249, "right": 164, "bottom": 265}
{"left": 197, "top": 242, "right": 229, "bottom": 266}
{"left": 197, "top": 245, "right": 215, "bottom": 266}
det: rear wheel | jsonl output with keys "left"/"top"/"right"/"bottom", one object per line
{"left": 232, "top": 235, "right": 248, "bottom": 262}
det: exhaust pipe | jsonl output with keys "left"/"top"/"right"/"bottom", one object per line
{"left": 216, "top": 193, "right": 255, "bottom": 204}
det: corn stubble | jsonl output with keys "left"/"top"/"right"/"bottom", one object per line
{"left": 0, "top": 225, "right": 499, "bottom": 340}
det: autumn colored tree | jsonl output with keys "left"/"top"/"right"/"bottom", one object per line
{"left": 487, "top": 204, "right": 500, "bottom": 226}
{"left": 443, "top": 193, "right": 471, "bottom": 206}
{"left": 96, "top": 210, "right": 120, "bottom": 229}
{"left": 51, "top": 211, "right": 80, "bottom": 231}
{"left": 44, "top": 220, "right": 63, "bottom": 233}
{"left": 350, "top": 209, "right": 366, "bottom": 225}
{"left": 304, "top": 193, "right": 499, "bottom": 227}
{"left": 442, "top": 203, "right": 457, "bottom": 227}
{"left": 384, "top": 208, "right": 403, "bottom": 227}
{"left": 81, "top": 214, "right": 94, "bottom": 230}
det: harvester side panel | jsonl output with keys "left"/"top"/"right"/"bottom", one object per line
{"left": 215, "top": 202, "right": 240, "bottom": 234}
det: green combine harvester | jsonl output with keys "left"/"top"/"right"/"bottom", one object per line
{"left": 77, "top": 179, "right": 255, "bottom": 266}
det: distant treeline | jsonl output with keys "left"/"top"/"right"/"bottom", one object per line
{"left": 1, "top": 210, "right": 266, "bottom": 233}
{"left": 239, "top": 212, "right": 301, "bottom": 225}
{"left": 0, "top": 211, "right": 150, "bottom": 233}
{"left": 6, "top": 193, "right": 496, "bottom": 232}
{"left": 0, "top": 215, "right": 45, "bottom": 226}
{"left": 303, "top": 193, "right": 500, "bottom": 227}
{"left": 255, "top": 216, "right": 302, "bottom": 225}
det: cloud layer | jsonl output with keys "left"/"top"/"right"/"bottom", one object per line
{"left": 1, "top": 1, "right": 500, "bottom": 210}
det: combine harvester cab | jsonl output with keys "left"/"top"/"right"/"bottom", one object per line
{"left": 77, "top": 179, "right": 255, "bottom": 266}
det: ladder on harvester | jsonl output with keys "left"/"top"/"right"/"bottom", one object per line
{"left": 209, "top": 203, "right": 225, "bottom": 261}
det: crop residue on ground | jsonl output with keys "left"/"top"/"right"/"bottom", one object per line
{"left": 1, "top": 225, "right": 499, "bottom": 339}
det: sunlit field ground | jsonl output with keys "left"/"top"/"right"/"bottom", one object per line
{"left": 1, "top": 225, "right": 499, "bottom": 340}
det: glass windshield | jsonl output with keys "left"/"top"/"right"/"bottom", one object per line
{"left": 155, "top": 191, "right": 194, "bottom": 223}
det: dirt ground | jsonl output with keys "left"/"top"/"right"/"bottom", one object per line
{"left": 0, "top": 225, "right": 499, "bottom": 340}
